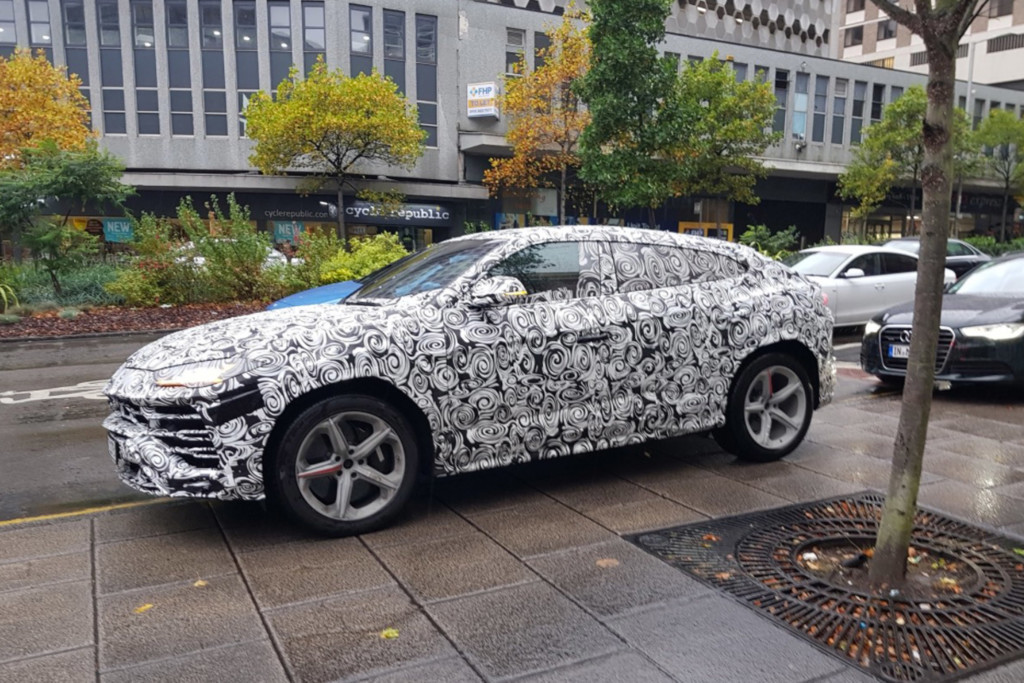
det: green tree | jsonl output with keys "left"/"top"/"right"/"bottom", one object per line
{"left": 244, "top": 58, "right": 425, "bottom": 244}
{"left": 976, "top": 109, "right": 1024, "bottom": 241}
{"left": 867, "top": 0, "right": 990, "bottom": 590}
{"left": 578, "top": 1, "right": 776, "bottom": 225}
{"left": 837, "top": 85, "right": 975, "bottom": 237}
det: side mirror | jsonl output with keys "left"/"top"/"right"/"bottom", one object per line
{"left": 943, "top": 268, "right": 957, "bottom": 286}
{"left": 468, "top": 276, "right": 528, "bottom": 308}
{"left": 843, "top": 267, "right": 865, "bottom": 279}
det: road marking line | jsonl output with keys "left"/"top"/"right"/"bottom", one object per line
{"left": 833, "top": 342, "right": 862, "bottom": 351}
{"left": 0, "top": 499, "right": 170, "bottom": 527}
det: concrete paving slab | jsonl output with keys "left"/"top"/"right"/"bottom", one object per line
{"left": 531, "top": 470, "right": 679, "bottom": 511}
{"left": 434, "top": 471, "right": 551, "bottom": 516}
{"left": 98, "top": 574, "right": 266, "bottom": 671}
{"left": 0, "top": 582, "right": 93, "bottom": 662}
{"left": 964, "top": 657, "right": 1024, "bottom": 682}
{"left": 359, "top": 497, "right": 478, "bottom": 549}
{"left": 812, "top": 666, "right": 883, "bottom": 682}
{"left": 789, "top": 450, "right": 937, "bottom": 491}
{"left": 1001, "top": 522, "right": 1024, "bottom": 540}
{"left": 0, "top": 519, "right": 90, "bottom": 563}
{"left": 94, "top": 501, "right": 217, "bottom": 544}
{"left": 929, "top": 436, "right": 1024, "bottom": 468}
{"left": 467, "top": 498, "right": 614, "bottom": 558}
{"left": 268, "top": 585, "right": 456, "bottom": 682}
{"left": 925, "top": 450, "right": 1024, "bottom": 489}
{"left": 743, "top": 468, "right": 863, "bottom": 503}
{"left": 211, "top": 501, "right": 317, "bottom": 553}
{"left": 607, "top": 593, "right": 841, "bottom": 683}
{"left": 805, "top": 425, "right": 896, "bottom": 458}
{"left": 375, "top": 531, "right": 536, "bottom": 603}
{"left": 515, "top": 651, "right": 674, "bottom": 683}
{"left": 623, "top": 470, "right": 790, "bottom": 518}
{"left": 917, "top": 479, "right": 1024, "bottom": 529}
{"left": 580, "top": 496, "right": 708, "bottom": 535}
{"left": 237, "top": 537, "right": 395, "bottom": 610}
{"left": 930, "top": 416, "right": 1024, "bottom": 443}
{"left": 0, "top": 550, "right": 90, "bottom": 594}
{"left": 427, "top": 581, "right": 621, "bottom": 680}
{"left": 347, "top": 656, "right": 482, "bottom": 682}
{"left": 527, "top": 538, "right": 711, "bottom": 618}
{"left": 100, "top": 640, "right": 286, "bottom": 683}
{"left": 993, "top": 479, "right": 1024, "bottom": 500}
{"left": 688, "top": 458, "right": 797, "bottom": 482}
{"left": 96, "top": 528, "right": 237, "bottom": 594}
{"left": 0, "top": 647, "right": 95, "bottom": 682}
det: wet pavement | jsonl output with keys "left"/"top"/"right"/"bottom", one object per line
{"left": 2, "top": 333, "right": 1024, "bottom": 681}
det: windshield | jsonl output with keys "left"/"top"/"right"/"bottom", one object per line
{"left": 782, "top": 251, "right": 850, "bottom": 277}
{"left": 348, "top": 239, "right": 498, "bottom": 301}
{"left": 948, "top": 258, "right": 1024, "bottom": 296}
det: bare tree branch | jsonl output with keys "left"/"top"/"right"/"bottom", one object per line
{"left": 960, "top": 1, "right": 990, "bottom": 38}
{"left": 872, "top": 0, "right": 923, "bottom": 34}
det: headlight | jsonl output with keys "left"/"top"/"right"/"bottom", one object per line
{"left": 154, "top": 357, "right": 245, "bottom": 388}
{"left": 960, "top": 323, "right": 1024, "bottom": 341}
{"left": 863, "top": 320, "right": 881, "bottom": 337}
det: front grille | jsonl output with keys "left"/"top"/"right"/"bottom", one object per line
{"left": 878, "top": 325, "right": 955, "bottom": 373}
{"left": 108, "top": 398, "right": 218, "bottom": 467}
{"left": 949, "top": 359, "right": 1013, "bottom": 378}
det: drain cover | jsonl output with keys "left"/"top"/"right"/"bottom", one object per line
{"left": 629, "top": 492, "right": 1024, "bottom": 682}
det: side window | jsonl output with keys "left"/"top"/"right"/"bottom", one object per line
{"left": 947, "top": 241, "right": 971, "bottom": 257}
{"left": 882, "top": 253, "right": 918, "bottom": 274}
{"left": 610, "top": 242, "right": 747, "bottom": 293}
{"left": 491, "top": 242, "right": 581, "bottom": 303}
{"left": 845, "top": 254, "right": 881, "bottom": 276}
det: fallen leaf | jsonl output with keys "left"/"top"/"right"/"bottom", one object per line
{"left": 193, "top": 579, "right": 208, "bottom": 587}
{"left": 595, "top": 558, "right": 620, "bottom": 569}
{"left": 133, "top": 603, "right": 154, "bottom": 615}
{"left": 379, "top": 628, "right": 399, "bottom": 640}
{"left": 701, "top": 533, "right": 720, "bottom": 542}
{"left": 1014, "top": 548, "right": 1024, "bottom": 557}
{"left": 714, "top": 572, "right": 732, "bottom": 580}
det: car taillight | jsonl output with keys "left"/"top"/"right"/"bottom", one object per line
{"left": 822, "top": 292, "right": 829, "bottom": 306}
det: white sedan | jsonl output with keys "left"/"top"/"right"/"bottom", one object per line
{"left": 784, "top": 245, "right": 955, "bottom": 327}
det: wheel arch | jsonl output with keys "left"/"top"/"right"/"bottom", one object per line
{"left": 262, "top": 377, "right": 437, "bottom": 481}
{"left": 734, "top": 340, "right": 822, "bottom": 408}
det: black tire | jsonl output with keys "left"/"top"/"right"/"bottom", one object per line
{"left": 875, "top": 375, "right": 905, "bottom": 389}
{"left": 714, "top": 352, "right": 813, "bottom": 462}
{"left": 269, "top": 394, "right": 419, "bottom": 536}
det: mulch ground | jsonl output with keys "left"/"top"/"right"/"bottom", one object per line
{"left": 0, "top": 302, "right": 266, "bottom": 340}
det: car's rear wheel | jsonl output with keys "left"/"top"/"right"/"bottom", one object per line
{"left": 715, "top": 353, "right": 813, "bottom": 462}
{"left": 271, "top": 394, "right": 418, "bottom": 536}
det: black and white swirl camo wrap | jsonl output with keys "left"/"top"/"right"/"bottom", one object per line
{"left": 103, "top": 226, "right": 835, "bottom": 501}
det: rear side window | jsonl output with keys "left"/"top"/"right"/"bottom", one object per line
{"left": 491, "top": 241, "right": 581, "bottom": 303}
{"left": 882, "top": 252, "right": 918, "bottom": 274}
{"left": 947, "top": 241, "right": 972, "bottom": 257}
{"left": 609, "top": 242, "right": 747, "bottom": 293}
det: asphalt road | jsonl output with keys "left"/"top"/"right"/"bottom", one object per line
{"left": 0, "top": 330, "right": 881, "bottom": 521}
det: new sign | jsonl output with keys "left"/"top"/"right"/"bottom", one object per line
{"left": 467, "top": 82, "right": 499, "bottom": 118}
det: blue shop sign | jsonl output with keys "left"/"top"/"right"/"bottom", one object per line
{"left": 102, "top": 218, "right": 134, "bottom": 243}
{"left": 273, "top": 220, "right": 304, "bottom": 244}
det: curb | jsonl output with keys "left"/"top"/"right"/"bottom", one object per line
{"left": 0, "top": 328, "right": 182, "bottom": 344}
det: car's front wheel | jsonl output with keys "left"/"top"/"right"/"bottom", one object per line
{"left": 715, "top": 353, "right": 813, "bottom": 462}
{"left": 271, "top": 394, "right": 419, "bottom": 536}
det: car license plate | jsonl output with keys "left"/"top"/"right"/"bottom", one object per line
{"left": 888, "top": 344, "right": 910, "bottom": 359}
{"left": 107, "top": 434, "right": 122, "bottom": 462}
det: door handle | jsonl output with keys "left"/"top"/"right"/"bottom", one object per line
{"left": 577, "top": 331, "right": 609, "bottom": 343}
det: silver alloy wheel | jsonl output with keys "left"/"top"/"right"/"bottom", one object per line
{"left": 294, "top": 410, "right": 406, "bottom": 521}
{"left": 742, "top": 365, "right": 808, "bottom": 451}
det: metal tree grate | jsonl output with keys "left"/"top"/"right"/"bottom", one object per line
{"left": 628, "top": 492, "right": 1024, "bottom": 682}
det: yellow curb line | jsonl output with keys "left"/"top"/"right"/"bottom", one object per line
{"left": 0, "top": 499, "right": 170, "bottom": 528}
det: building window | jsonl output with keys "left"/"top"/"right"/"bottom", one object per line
{"left": 792, "top": 72, "right": 809, "bottom": 141}
{"left": 98, "top": 0, "right": 124, "bottom": 134}
{"left": 989, "top": 0, "right": 1013, "bottom": 18}
{"left": 832, "top": 79, "right": 847, "bottom": 145}
{"left": 200, "top": 0, "right": 226, "bottom": 136}
{"left": 350, "top": 4, "right": 371, "bottom": 76}
{"left": 754, "top": 65, "right": 769, "bottom": 83}
{"left": 846, "top": 0, "right": 865, "bottom": 12}
{"left": 166, "top": 0, "right": 191, "bottom": 135}
{"left": 269, "top": 1, "right": 291, "bottom": 88}
{"left": 535, "top": 31, "right": 551, "bottom": 70}
{"left": 0, "top": 1, "right": 15, "bottom": 58}
{"left": 870, "top": 83, "right": 885, "bottom": 122}
{"left": 416, "top": 14, "right": 437, "bottom": 147}
{"left": 62, "top": 0, "right": 88, "bottom": 100}
{"left": 27, "top": 0, "right": 53, "bottom": 60}
{"left": 910, "top": 51, "right": 927, "bottom": 66}
{"left": 973, "top": 98, "right": 985, "bottom": 129}
{"left": 890, "top": 85, "right": 904, "bottom": 101}
{"left": 382, "top": 9, "right": 405, "bottom": 92}
{"left": 773, "top": 69, "right": 788, "bottom": 134}
{"left": 132, "top": 0, "right": 158, "bottom": 134}
{"left": 732, "top": 62, "right": 747, "bottom": 82}
{"left": 851, "top": 80, "right": 867, "bottom": 144}
{"left": 302, "top": 2, "right": 325, "bottom": 73}
{"left": 235, "top": 0, "right": 258, "bottom": 135}
{"left": 812, "top": 76, "right": 828, "bottom": 143}
{"left": 844, "top": 26, "right": 863, "bottom": 48}
{"left": 988, "top": 33, "right": 1024, "bottom": 53}
{"left": 506, "top": 28, "right": 525, "bottom": 75}
{"left": 877, "top": 19, "right": 897, "bottom": 41}
{"left": 868, "top": 57, "right": 894, "bottom": 69}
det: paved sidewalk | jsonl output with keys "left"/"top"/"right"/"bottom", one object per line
{"left": 2, "top": 390, "right": 1024, "bottom": 682}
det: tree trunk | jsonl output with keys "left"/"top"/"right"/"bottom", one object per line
{"left": 909, "top": 173, "right": 918, "bottom": 236}
{"left": 48, "top": 269, "right": 63, "bottom": 298}
{"left": 869, "top": 41, "right": 956, "bottom": 590}
{"left": 559, "top": 165, "right": 567, "bottom": 225}
{"left": 1000, "top": 180, "right": 1010, "bottom": 242}
{"left": 336, "top": 185, "right": 348, "bottom": 247}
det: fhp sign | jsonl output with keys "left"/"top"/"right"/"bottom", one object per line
{"left": 467, "top": 82, "right": 499, "bottom": 118}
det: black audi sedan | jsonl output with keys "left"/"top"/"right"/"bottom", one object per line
{"left": 861, "top": 251, "right": 1024, "bottom": 387}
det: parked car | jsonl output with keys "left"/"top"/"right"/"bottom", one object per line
{"left": 861, "top": 251, "right": 1024, "bottom": 387}
{"left": 882, "top": 237, "right": 991, "bottom": 279}
{"left": 783, "top": 245, "right": 955, "bottom": 327}
{"left": 104, "top": 226, "right": 836, "bottom": 535}
{"left": 175, "top": 241, "right": 301, "bottom": 269}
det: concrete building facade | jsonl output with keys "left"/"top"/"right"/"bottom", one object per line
{"left": 2, "top": 0, "right": 1023, "bottom": 249}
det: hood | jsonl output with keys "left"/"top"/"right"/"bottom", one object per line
{"left": 878, "top": 294, "right": 1024, "bottom": 328}
{"left": 125, "top": 302, "right": 393, "bottom": 371}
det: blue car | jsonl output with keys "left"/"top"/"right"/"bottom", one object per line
{"left": 266, "top": 280, "right": 362, "bottom": 310}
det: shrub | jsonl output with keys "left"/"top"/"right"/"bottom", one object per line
{"left": 291, "top": 229, "right": 344, "bottom": 291}
{"left": 738, "top": 224, "right": 800, "bottom": 260}
{"left": 320, "top": 232, "right": 409, "bottom": 284}
{"left": 16, "top": 262, "right": 122, "bottom": 307}
{"left": 105, "top": 268, "right": 163, "bottom": 307}
{"left": 0, "top": 283, "right": 16, "bottom": 313}
{"left": 0, "top": 313, "right": 20, "bottom": 325}
{"left": 22, "top": 221, "right": 100, "bottom": 298}
{"left": 58, "top": 308, "right": 81, "bottom": 320}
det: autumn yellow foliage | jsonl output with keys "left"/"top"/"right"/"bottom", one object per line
{"left": 0, "top": 48, "right": 92, "bottom": 169}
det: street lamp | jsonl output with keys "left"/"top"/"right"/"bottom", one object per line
{"left": 318, "top": 200, "right": 337, "bottom": 218}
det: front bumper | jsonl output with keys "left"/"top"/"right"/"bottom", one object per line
{"left": 103, "top": 379, "right": 269, "bottom": 500}
{"left": 861, "top": 325, "right": 1024, "bottom": 386}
